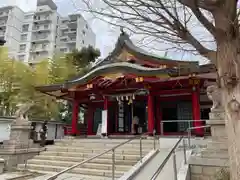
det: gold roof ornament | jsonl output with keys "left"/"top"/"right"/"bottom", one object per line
{"left": 135, "top": 76, "right": 144, "bottom": 82}
{"left": 86, "top": 84, "right": 93, "bottom": 89}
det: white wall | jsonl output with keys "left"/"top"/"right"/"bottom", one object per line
{"left": 76, "top": 16, "right": 96, "bottom": 49}
{"left": 0, "top": 119, "right": 64, "bottom": 142}
{"left": 0, "top": 121, "right": 11, "bottom": 142}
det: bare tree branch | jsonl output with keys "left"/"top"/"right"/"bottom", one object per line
{"left": 82, "top": 0, "right": 218, "bottom": 62}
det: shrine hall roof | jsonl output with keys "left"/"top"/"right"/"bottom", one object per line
{"left": 36, "top": 62, "right": 178, "bottom": 92}
{"left": 96, "top": 30, "right": 198, "bottom": 67}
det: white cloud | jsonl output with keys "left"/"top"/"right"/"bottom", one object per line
{"left": 0, "top": 0, "right": 37, "bottom": 11}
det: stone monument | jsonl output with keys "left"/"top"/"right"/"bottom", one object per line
{"left": 0, "top": 103, "right": 44, "bottom": 170}
{"left": 189, "top": 84, "right": 229, "bottom": 180}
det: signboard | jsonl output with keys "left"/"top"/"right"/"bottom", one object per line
{"left": 101, "top": 110, "right": 108, "bottom": 134}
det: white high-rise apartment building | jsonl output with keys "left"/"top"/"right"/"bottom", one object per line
{"left": 0, "top": 6, "right": 25, "bottom": 58}
{"left": 0, "top": 0, "right": 96, "bottom": 64}
{"left": 58, "top": 14, "right": 96, "bottom": 54}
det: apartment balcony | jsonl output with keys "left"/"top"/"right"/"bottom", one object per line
{"left": 60, "top": 37, "right": 76, "bottom": 45}
{"left": 18, "top": 49, "right": 26, "bottom": 53}
{"left": 32, "top": 35, "right": 51, "bottom": 43}
{"left": 35, "top": 9, "right": 53, "bottom": 14}
{"left": 32, "top": 26, "right": 51, "bottom": 32}
{"left": 0, "top": 21, "right": 6, "bottom": 27}
{"left": 31, "top": 46, "right": 48, "bottom": 53}
{"left": 67, "top": 20, "right": 77, "bottom": 29}
{"left": 60, "top": 24, "right": 68, "bottom": 30}
{"left": 67, "top": 29, "right": 77, "bottom": 37}
{"left": 66, "top": 38, "right": 77, "bottom": 44}
{"left": 0, "top": 32, "right": 5, "bottom": 38}
{"left": 0, "top": 12, "right": 9, "bottom": 19}
{"left": 34, "top": 16, "right": 52, "bottom": 24}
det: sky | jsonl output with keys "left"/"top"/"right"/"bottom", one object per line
{"left": 0, "top": 0, "right": 213, "bottom": 64}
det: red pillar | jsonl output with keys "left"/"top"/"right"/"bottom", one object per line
{"left": 103, "top": 97, "right": 109, "bottom": 135}
{"left": 192, "top": 86, "right": 203, "bottom": 136}
{"left": 71, "top": 100, "right": 79, "bottom": 135}
{"left": 147, "top": 93, "right": 154, "bottom": 135}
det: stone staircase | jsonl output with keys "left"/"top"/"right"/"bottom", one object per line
{"left": 17, "top": 138, "right": 155, "bottom": 179}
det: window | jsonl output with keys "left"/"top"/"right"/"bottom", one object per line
{"left": 82, "top": 30, "right": 86, "bottom": 35}
{"left": 61, "top": 38, "right": 67, "bottom": 42}
{"left": 86, "top": 24, "right": 88, "bottom": 29}
{"left": 34, "top": 25, "right": 40, "bottom": 30}
{"left": 42, "top": 43, "right": 48, "bottom": 49}
{"left": 21, "top": 34, "right": 27, "bottom": 41}
{"left": 18, "top": 55, "right": 25, "bottom": 61}
{"left": 82, "top": 40, "right": 85, "bottom": 44}
{"left": 60, "top": 48, "right": 66, "bottom": 52}
{"left": 22, "top": 24, "right": 29, "bottom": 32}
{"left": 19, "top": 44, "right": 26, "bottom": 52}
{"left": 44, "top": 25, "right": 49, "bottom": 29}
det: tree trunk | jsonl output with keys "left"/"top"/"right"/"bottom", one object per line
{"left": 218, "top": 41, "right": 240, "bottom": 180}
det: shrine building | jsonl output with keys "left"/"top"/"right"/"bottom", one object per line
{"left": 36, "top": 31, "right": 216, "bottom": 136}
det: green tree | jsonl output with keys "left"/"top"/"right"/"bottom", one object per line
{"left": 66, "top": 46, "right": 100, "bottom": 72}
{"left": 0, "top": 47, "right": 33, "bottom": 116}
{"left": 29, "top": 57, "right": 79, "bottom": 119}
{"left": 0, "top": 46, "right": 100, "bottom": 120}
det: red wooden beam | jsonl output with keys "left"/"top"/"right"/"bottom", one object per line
{"left": 151, "top": 88, "right": 191, "bottom": 96}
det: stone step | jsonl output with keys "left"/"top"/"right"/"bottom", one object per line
{"left": 18, "top": 164, "right": 124, "bottom": 178}
{"left": 33, "top": 155, "right": 137, "bottom": 165}
{"left": 54, "top": 142, "right": 155, "bottom": 148}
{"left": 29, "top": 172, "right": 113, "bottom": 180}
{"left": 40, "top": 151, "right": 142, "bottom": 160}
{"left": 0, "top": 172, "right": 43, "bottom": 180}
{"left": 207, "top": 142, "right": 228, "bottom": 150}
{"left": 46, "top": 146, "right": 150, "bottom": 154}
{"left": 26, "top": 159, "right": 132, "bottom": 171}
{"left": 201, "top": 150, "right": 228, "bottom": 159}
{"left": 56, "top": 138, "right": 154, "bottom": 144}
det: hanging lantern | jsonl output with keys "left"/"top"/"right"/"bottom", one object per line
{"left": 126, "top": 96, "right": 129, "bottom": 100}
{"left": 116, "top": 97, "right": 119, "bottom": 101}
{"left": 132, "top": 94, "right": 135, "bottom": 100}
{"left": 89, "top": 93, "right": 96, "bottom": 100}
{"left": 128, "top": 98, "right": 133, "bottom": 105}
{"left": 121, "top": 96, "right": 124, "bottom": 101}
